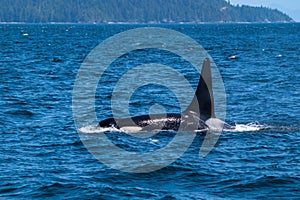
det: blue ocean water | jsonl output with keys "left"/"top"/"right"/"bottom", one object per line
{"left": 0, "top": 23, "right": 299, "bottom": 199}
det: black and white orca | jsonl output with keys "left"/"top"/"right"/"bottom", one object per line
{"left": 99, "top": 58, "right": 234, "bottom": 132}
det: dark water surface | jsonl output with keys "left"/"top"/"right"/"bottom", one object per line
{"left": 1, "top": 23, "right": 299, "bottom": 199}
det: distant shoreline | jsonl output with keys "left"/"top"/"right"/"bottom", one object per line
{"left": 1, "top": 0, "right": 293, "bottom": 25}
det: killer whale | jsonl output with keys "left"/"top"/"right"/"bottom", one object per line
{"left": 99, "top": 58, "right": 234, "bottom": 132}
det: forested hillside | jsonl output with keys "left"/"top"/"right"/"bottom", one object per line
{"left": 0, "top": 0, "right": 293, "bottom": 23}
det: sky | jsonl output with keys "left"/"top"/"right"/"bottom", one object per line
{"left": 229, "top": 0, "right": 300, "bottom": 22}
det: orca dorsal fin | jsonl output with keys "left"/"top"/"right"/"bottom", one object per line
{"left": 184, "top": 58, "right": 215, "bottom": 120}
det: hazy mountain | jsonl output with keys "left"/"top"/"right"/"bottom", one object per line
{"left": 0, "top": 0, "right": 294, "bottom": 23}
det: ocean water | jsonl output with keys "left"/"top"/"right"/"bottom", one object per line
{"left": 0, "top": 23, "right": 299, "bottom": 199}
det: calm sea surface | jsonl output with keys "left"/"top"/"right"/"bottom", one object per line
{"left": 0, "top": 23, "right": 299, "bottom": 199}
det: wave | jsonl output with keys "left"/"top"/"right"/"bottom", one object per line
{"left": 78, "top": 122, "right": 267, "bottom": 134}
{"left": 225, "top": 122, "right": 270, "bottom": 132}
{"left": 78, "top": 122, "right": 298, "bottom": 134}
{"left": 78, "top": 125, "right": 120, "bottom": 134}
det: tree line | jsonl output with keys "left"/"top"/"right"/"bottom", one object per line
{"left": 0, "top": 0, "right": 293, "bottom": 23}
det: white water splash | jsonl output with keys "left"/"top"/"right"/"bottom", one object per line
{"left": 79, "top": 122, "right": 269, "bottom": 134}
{"left": 78, "top": 125, "right": 120, "bottom": 133}
{"left": 226, "top": 122, "right": 269, "bottom": 132}
{"left": 148, "top": 138, "right": 159, "bottom": 144}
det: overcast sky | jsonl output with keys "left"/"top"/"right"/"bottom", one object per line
{"left": 229, "top": 0, "right": 300, "bottom": 22}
